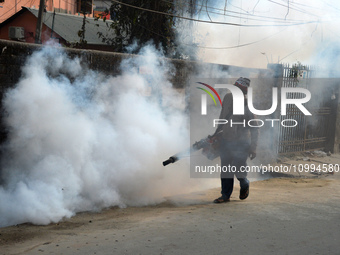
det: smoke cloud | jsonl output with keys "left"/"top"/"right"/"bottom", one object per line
{"left": 0, "top": 45, "right": 216, "bottom": 227}
{"left": 177, "top": 0, "right": 340, "bottom": 69}
{"left": 2, "top": 0, "right": 339, "bottom": 228}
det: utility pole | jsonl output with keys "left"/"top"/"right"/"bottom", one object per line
{"left": 35, "top": 0, "right": 45, "bottom": 44}
{"left": 50, "top": 10, "right": 56, "bottom": 38}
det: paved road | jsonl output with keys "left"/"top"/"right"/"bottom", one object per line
{"left": 1, "top": 172, "right": 340, "bottom": 255}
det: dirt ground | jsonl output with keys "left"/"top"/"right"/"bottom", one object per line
{"left": 1, "top": 153, "right": 340, "bottom": 255}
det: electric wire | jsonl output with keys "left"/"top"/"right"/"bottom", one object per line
{"left": 193, "top": 27, "right": 288, "bottom": 49}
{"left": 285, "top": 1, "right": 329, "bottom": 12}
{"left": 196, "top": 7, "right": 300, "bottom": 24}
{"left": 252, "top": 0, "right": 261, "bottom": 13}
{"left": 110, "top": 0, "right": 319, "bottom": 27}
{"left": 285, "top": 0, "right": 289, "bottom": 20}
{"left": 267, "top": 0, "right": 320, "bottom": 18}
{"left": 320, "top": 0, "right": 340, "bottom": 12}
{"left": 279, "top": 44, "right": 306, "bottom": 62}
{"left": 161, "top": 0, "right": 311, "bottom": 23}
{"left": 122, "top": 16, "right": 279, "bottom": 51}
{"left": 108, "top": 3, "right": 289, "bottom": 51}
{"left": 104, "top": 0, "right": 325, "bottom": 51}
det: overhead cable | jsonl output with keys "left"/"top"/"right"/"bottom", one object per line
{"left": 110, "top": 0, "right": 319, "bottom": 27}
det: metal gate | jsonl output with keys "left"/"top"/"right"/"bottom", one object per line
{"left": 277, "top": 63, "right": 337, "bottom": 154}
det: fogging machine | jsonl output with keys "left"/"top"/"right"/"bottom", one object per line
{"left": 162, "top": 133, "right": 222, "bottom": 166}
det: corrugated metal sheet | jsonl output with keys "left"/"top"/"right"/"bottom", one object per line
{"left": 27, "top": 7, "right": 114, "bottom": 45}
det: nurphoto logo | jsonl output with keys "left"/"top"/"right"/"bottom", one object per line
{"left": 197, "top": 82, "right": 312, "bottom": 128}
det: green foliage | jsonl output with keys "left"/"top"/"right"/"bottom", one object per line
{"left": 98, "top": 1, "right": 179, "bottom": 57}
{"left": 76, "top": 12, "right": 88, "bottom": 48}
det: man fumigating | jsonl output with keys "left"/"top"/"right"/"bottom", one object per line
{"left": 212, "top": 77, "right": 259, "bottom": 203}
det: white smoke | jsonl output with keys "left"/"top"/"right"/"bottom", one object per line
{"left": 0, "top": 45, "right": 216, "bottom": 227}
{"left": 178, "top": 0, "right": 340, "bottom": 69}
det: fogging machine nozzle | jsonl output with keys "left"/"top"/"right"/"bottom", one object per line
{"left": 162, "top": 156, "right": 178, "bottom": 166}
{"left": 162, "top": 132, "right": 222, "bottom": 167}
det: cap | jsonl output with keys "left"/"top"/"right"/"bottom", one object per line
{"left": 235, "top": 77, "right": 250, "bottom": 93}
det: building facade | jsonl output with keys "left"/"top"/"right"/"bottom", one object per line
{"left": 0, "top": 7, "right": 114, "bottom": 51}
{"left": 0, "top": 0, "right": 93, "bottom": 23}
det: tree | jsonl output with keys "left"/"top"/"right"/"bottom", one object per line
{"left": 98, "top": 0, "right": 198, "bottom": 59}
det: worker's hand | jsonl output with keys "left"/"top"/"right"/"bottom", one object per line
{"left": 249, "top": 150, "right": 256, "bottom": 160}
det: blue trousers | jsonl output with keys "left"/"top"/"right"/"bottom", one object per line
{"left": 219, "top": 140, "right": 250, "bottom": 199}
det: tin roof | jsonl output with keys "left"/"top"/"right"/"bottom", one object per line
{"left": 1, "top": 7, "right": 115, "bottom": 45}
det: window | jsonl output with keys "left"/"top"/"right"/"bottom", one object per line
{"left": 77, "top": 0, "right": 92, "bottom": 14}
